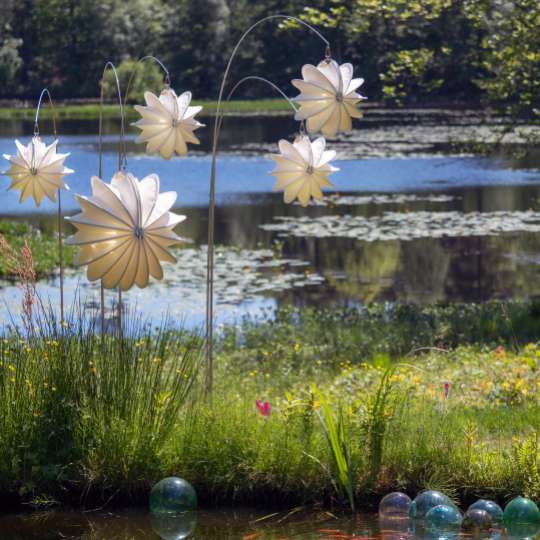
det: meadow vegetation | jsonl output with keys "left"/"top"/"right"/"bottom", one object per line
{"left": 1, "top": 295, "right": 540, "bottom": 510}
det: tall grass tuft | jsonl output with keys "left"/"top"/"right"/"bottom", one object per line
{"left": 312, "top": 387, "right": 356, "bottom": 510}
{"left": 0, "top": 287, "right": 202, "bottom": 503}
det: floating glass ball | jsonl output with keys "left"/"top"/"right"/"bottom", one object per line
{"left": 468, "top": 499, "right": 504, "bottom": 524}
{"left": 503, "top": 497, "right": 540, "bottom": 525}
{"left": 462, "top": 508, "right": 493, "bottom": 531}
{"left": 425, "top": 504, "right": 463, "bottom": 531}
{"left": 150, "top": 477, "right": 198, "bottom": 515}
{"left": 150, "top": 511, "right": 197, "bottom": 540}
{"left": 379, "top": 492, "right": 412, "bottom": 518}
{"left": 409, "top": 490, "right": 453, "bottom": 519}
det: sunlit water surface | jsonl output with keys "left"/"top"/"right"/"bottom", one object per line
{"left": 0, "top": 112, "right": 539, "bottom": 328}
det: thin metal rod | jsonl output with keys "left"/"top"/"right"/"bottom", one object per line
{"left": 225, "top": 76, "right": 298, "bottom": 113}
{"left": 205, "top": 15, "right": 330, "bottom": 395}
{"left": 57, "top": 190, "right": 64, "bottom": 326}
{"left": 33, "top": 88, "right": 64, "bottom": 328}
{"left": 97, "top": 62, "right": 127, "bottom": 332}
{"left": 100, "top": 285, "right": 105, "bottom": 335}
{"left": 98, "top": 61, "right": 127, "bottom": 177}
{"left": 118, "top": 288, "right": 122, "bottom": 336}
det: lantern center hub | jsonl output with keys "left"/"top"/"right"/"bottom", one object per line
{"left": 30, "top": 167, "right": 38, "bottom": 175}
{"left": 336, "top": 91, "right": 343, "bottom": 102}
{"left": 306, "top": 165, "right": 314, "bottom": 175}
{"left": 134, "top": 226, "right": 145, "bottom": 239}
{"left": 171, "top": 118, "right": 178, "bottom": 128}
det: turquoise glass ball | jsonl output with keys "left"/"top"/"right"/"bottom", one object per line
{"left": 468, "top": 499, "right": 503, "bottom": 523}
{"left": 150, "top": 511, "right": 197, "bottom": 540}
{"left": 505, "top": 521, "right": 540, "bottom": 539}
{"left": 503, "top": 497, "right": 540, "bottom": 525}
{"left": 425, "top": 504, "right": 463, "bottom": 530}
{"left": 379, "top": 492, "right": 412, "bottom": 518}
{"left": 150, "top": 477, "right": 197, "bottom": 514}
{"left": 409, "top": 490, "right": 453, "bottom": 519}
{"left": 462, "top": 508, "right": 492, "bottom": 531}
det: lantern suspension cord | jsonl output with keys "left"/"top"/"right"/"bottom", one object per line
{"left": 97, "top": 61, "right": 127, "bottom": 335}
{"left": 34, "top": 88, "right": 65, "bottom": 330}
{"left": 204, "top": 15, "right": 330, "bottom": 395}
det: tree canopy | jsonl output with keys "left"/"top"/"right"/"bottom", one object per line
{"left": 0, "top": 0, "right": 538, "bottom": 115}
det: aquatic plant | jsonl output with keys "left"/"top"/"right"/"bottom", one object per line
{"left": 311, "top": 387, "right": 355, "bottom": 510}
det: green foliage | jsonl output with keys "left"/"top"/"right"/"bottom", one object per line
{"left": 0, "top": 34, "right": 22, "bottom": 93}
{"left": 101, "top": 58, "right": 165, "bottom": 104}
{"left": 467, "top": 0, "right": 540, "bottom": 116}
{"left": 311, "top": 386, "right": 355, "bottom": 509}
{"left": 0, "top": 306, "right": 202, "bottom": 502}
{"left": 219, "top": 302, "right": 540, "bottom": 374}
{"left": 3, "top": 296, "right": 540, "bottom": 506}
{"left": 0, "top": 0, "right": 537, "bottom": 112}
{"left": 380, "top": 49, "right": 443, "bottom": 105}
{"left": 0, "top": 220, "right": 76, "bottom": 279}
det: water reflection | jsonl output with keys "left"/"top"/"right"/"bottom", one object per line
{"left": 0, "top": 114, "right": 539, "bottom": 324}
{"left": 1, "top": 510, "right": 540, "bottom": 540}
{"left": 150, "top": 511, "right": 197, "bottom": 540}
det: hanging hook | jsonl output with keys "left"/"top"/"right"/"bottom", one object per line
{"left": 34, "top": 88, "right": 57, "bottom": 139}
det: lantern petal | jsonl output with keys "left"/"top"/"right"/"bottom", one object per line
{"left": 66, "top": 171, "right": 185, "bottom": 291}
{"left": 269, "top": 135, "right": 338, "bottom": 206}
{"left": 133, "top": 88, "right": 203, "bottom": 158}
{"left": 293, "top": 59, "right": 365, "bottom": 136}
{"left": 301, "top": 65, "right": 336, "bottom": 93}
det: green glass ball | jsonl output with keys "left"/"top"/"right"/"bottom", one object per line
{"left": 462, "top": 508, "right": 493, "bottom": 531}
{"left": 409, "top": 490, "right": 453, "bottom": 519}
{"left": 425, "top": 504, "right": 463, "bottom": 531}
{"left": 468, "top": 499, "right": 503, "bottom": 524}
{"left": 503, "top": 497, "right": 540, "bottom": 525}
{"left": 150, "top": 477, "right": 197, "bottom": 515}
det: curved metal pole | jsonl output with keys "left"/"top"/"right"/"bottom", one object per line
{"left": 205, "top": 16, "right": 330, "bottom": 394}
{"left": 97, "top": 61, "right": 126, "bottom": 334}
{"left": 33, "top": 88, "right": 65, "bottom": 329}
{"left": 123, "top": 55, "right": 171, "bottom": 109}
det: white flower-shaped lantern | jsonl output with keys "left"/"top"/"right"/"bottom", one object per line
{"left": 3, "top": 137, "right": 73, "bottom": 206}
{"left": 133, "top": 88, "right": 204, "bottom": 159}
{"left": 292, "top": 59, "right": 366, "bottom": 137}
{"left": 270, "top": 135, "right": 339, "bottom": 206}
{"left": 65, "top": 172, "right": 185, "bottom": 291}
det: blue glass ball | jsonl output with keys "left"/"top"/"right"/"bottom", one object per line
{"left": 150, "top": 511, "right": 197, "bottom": 540}
{"left": 150, "top": 477, "right": 197, "bottom": 514}
{"left": 504, "top": 497, "right": 540, "bottom": 525}
{"left": 379, "top": 492, "right": 412, "bottom": 518}
{"left": 462, "top": 508, "right": 493, "bottom": 531}
{"left": 468, "top": 499, "right": 503, "bottom": 523}
{"left": 409, "top": 490, "right": 453, "bottom": 519}
{"left": 425, "top": 504, "right": 463, "bottom": 531}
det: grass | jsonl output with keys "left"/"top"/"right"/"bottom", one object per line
{"left": 0, "top": 220, "right": 76, "bottom": 279}
{"left": 0, "top": 99, "right": 292, "bottom": 121}
{"left": 2, "top": 292, "right": 540, "bottom": 510}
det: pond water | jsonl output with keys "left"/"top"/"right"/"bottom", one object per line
{"left": 0, "top": 508, "right": 534, "bottom": 540}
{"left": 0, "top": 111, "right": 540, "bottom": 327}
